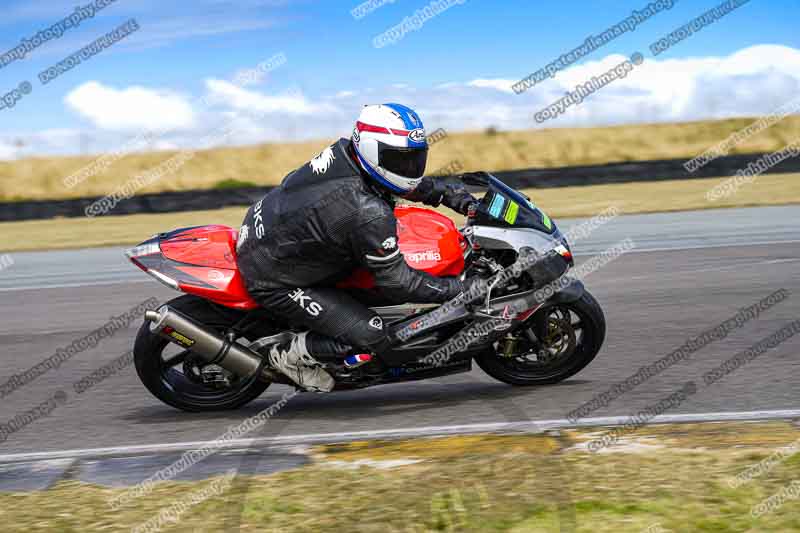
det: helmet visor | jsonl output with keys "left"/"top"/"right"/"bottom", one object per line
{"left": 378, "top": 143, "right": 428, "bottom": 180}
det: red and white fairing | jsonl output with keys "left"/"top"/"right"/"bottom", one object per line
{"left": 126, "top": 205, "right": 467, "bottom": 310}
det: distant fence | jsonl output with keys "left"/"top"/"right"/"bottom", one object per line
{"left": 0, "top": 187, "right": 269, "bottom": 223}
{"left": 494, "top": 152, "right": 800, "bottom": 188}
{"left": 1, "top": 152, "right": 798, "bottom": 222}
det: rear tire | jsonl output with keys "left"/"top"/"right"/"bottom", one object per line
{"left": 475, "top": 290, "right": 605, "bottom": 385}
{"left": 134, "top": 295, "right": 271, "bottom": 412}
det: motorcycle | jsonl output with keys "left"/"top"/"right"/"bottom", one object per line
{"left": 127, "top": 172, "right": 605, "bottom": 411}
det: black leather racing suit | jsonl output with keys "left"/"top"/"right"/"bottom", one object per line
{"left": 235, "top": 138, "right": 475, "bottom": 359}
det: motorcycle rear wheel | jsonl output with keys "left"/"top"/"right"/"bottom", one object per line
{"left": 134, "top": 294, "right": 271, "bottom": 412}
{"left": 475, "top": 290, "right": 605, "bottom": 385}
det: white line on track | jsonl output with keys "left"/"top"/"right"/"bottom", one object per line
{"left": 3, "top": 238, "right": 799, "bottom": 292}
{"left": 1, "top": 409, "right": 799, "bottom": 464}
{"left": 0, "top": 279, "right": 151, "bottom": 292}
{"left": 591, "top": 258, "right": 800, "bottom": 284}
{"left": 574, "top": 238, "right": 800, "bottom": 256}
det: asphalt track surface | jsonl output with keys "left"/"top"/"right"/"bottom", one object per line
{"left": 1, "top": 205, "right": 799, "bottom": 459}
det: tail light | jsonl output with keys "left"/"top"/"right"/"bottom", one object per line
{"left": 125, "top": 240, "right": 180, "bottom": 290}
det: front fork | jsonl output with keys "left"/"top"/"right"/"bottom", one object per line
{"left": 472, "top": 279, "right": 586, "bottom": 356}
{"left": 528, "top": 280, "right": 585, "bottom": 343}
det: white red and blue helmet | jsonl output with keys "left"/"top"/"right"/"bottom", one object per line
{"left": 351, "top": 103, "right": 428, "bottom": 194}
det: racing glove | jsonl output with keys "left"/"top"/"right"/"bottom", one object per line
{"left": 404, "top": 176, "right": 478, "bottom": 215}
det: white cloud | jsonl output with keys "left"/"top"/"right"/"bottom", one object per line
{"left": 65, "top": 82, "right": 195, "bottom": 132}
{"left": 197, "top": 81, "right": 347, "bottom": 142}
{"left": 467, "top": 79, "right": 516, "bottom": 93}
{"left": 0, "top": 140, "right": 17, "bottom": 160}
{"left": 445, "top": 44, "right": 800, "bottom": 130}
{"left": 11, "top": 44, "right": 800, "bottom": 158}
{"left": 203, "top": 80, "right": 326, "bottom": 115}
{"left": 323, "top": 45, "right": 800, "bottom": 133}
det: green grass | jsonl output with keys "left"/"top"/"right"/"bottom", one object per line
{"left": 1, "top": 172, "right": 798, "bottom": 253}
{"left": 2, "top": 422, "right": 800, "bottom": 532}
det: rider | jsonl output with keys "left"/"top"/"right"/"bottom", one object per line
{"left": 236, "top": 103, "right": 478, "bottom": 392}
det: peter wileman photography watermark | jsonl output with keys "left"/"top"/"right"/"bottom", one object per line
{"left": 2, "top": 348, "right": 143, "bottom": 444}
{"left": 84, "top": 148, "right": 199, "bottom": 218}
{"left": 427, "top": 127, "right": 448, "bottom": 146}
{"left": 751, "top": 480, "right": 800, "bottom": 519}
{"left": 729, "top": 437, "right": 800, "bottom": 489}
{"left": 567, "top": 288, "right": 789, "bottom": 422}
{"left": 395, "top": 204, "right": 621, "bottom": 344}
{"left": 529, "top": 238, "right": 635, "bottom": 305}
{"left": 73, "top": 350, "right": 135, "bottom": 394}
{"left": 701, "top": 320, "right": 800, "bottom": 387}
{"left": 685, "top": 96, "right": 800, "bottom": 173}
{"left": 705, "top": 141, "right": 800, "bottom": 201}
{"left": 0, "top": 81, "right": 32, "bottom": 112}
{"left": 534, "top": 53, "right": 644, "bottom": 123}
{"left": 62, "top": 54, "right": 288, "bottom": 189}
{"left": 84, "top": 82, "right": 298, "bottom": 217}
{"left": 84, "top": 102, "right": 277, "bottom": 217}
{"left": 39, "top": 19, "right": 140, "bottom": 85}
{"left": 1, "top": 16, "right": 137, "bottom": 114}
{"left": 131, "top": 471, "right": 236, "bottom": 533}
{"left": 421, "top": 238, "right": 635, "bottom": 369}
{"left": 562, "top": 205, "right": 621, "bottom": 242}
{"left": 430, "top": 159, "right": 464, "bottom": 176}
{"left": 109, "top": 389, "right": 298, "bottom": 510}
{"left": 586, "top": 381, "right": 697, "bottom": 452}
{"left": 373, "top": 0, "right": 466, "bottom": 48}
{"left": 0, "top": 390, "right": 68, "bottom": 444}
{"left": 0, "top": 297, "right": 158, "bottom": 398}
{"left": 230, "top": 52, "right": 288, "bottom": 88}
{"left": 513, "top": 0, "right": 675, "bottom": 95}
{"left": 586, "top": 318, "right": 800, "bottom": 453}
{"left": 649, "top": 0, "right": 751, "bottom": 56}
{"left": 351, "top": 0, "right": 398, "bottom": 20}
{"left": 0, "top": 0, "right": 120, "bottom": 70}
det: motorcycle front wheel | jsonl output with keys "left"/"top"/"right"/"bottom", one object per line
{"left": 475, "top": 290, "right": 606, "bottom": 385}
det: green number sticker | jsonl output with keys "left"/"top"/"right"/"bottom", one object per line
{"left": 541, "top": 212, "right": 553, "bottom": 230}
{"left": 504, "top": 201, "right": 519, "bottom": 224}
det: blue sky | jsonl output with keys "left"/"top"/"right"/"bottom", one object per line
{"left": 0, "top": 0, "right": 798, "bottom": 157}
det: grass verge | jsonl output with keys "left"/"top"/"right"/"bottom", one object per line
{"left": 1, "top": 115, "right": 799, "bottom": 202}
{"left": 2, "top": 421, "right": 799, "bottom": 532}
{"left": 0, "top": 172, "right": 798, "bottom": 253}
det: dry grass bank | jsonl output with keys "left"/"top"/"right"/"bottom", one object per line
{"left": 1, "top": 115, "right": 799, "bottom": 202}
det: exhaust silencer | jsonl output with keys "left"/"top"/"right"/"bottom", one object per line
{"left": 145, "top": 305, "right": 265, "bottom": 378}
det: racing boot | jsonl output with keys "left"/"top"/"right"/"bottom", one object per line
{"left": 267, "top": 331, "right": 335, "bottom": 392}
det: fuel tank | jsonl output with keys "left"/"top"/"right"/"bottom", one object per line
{"left": 337, "top": 205, "right": 467, "bottom": 289}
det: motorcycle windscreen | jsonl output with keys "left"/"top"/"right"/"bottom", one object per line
{"left": 474, "top": 176, "right": 556, "bottom": 234}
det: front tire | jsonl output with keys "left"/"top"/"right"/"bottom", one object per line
{"left": 475, "top": 290, "right": 605, "bottom": 385}
{"left": 134, "top": 295, "right": 271, "bottom": 412}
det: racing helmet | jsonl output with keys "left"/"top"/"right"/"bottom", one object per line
{"left": 351, "top": 103, "right": 428, "bottom": 194}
